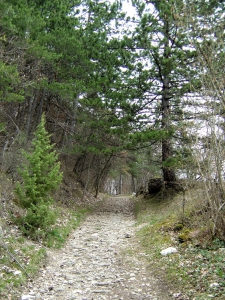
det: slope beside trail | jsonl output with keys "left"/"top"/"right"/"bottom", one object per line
{"left": 21, "top": 195, "right": 171, "bottom": 300}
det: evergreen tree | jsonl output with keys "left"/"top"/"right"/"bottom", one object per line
{"left": 123, "top": 0, "right": 199, "bottom": 185}
{"left": 0, "top": 0, "right": 31, "bottom": 103}
{"left": 14, "top": 114, "right": 62, "bottom": 237}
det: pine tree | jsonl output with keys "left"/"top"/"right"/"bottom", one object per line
{"left": 123, "top": 0, "right": 199, "bottom": 185}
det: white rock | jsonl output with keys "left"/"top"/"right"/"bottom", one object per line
{"left": 209, "top": 282, "right": 220, "bottom": 288}
{"left": 73, "top": 289, "right": 83, "bottom": 294}
{"left": 14, "top": 270, "right": 22, "bottom": 276}
{"left": 91, "top": 233, "right": 99, "bottom": 237}
{"left": 173, "top": 292, "right": 182, "bottom": 298}
{"left": 0, "top": 226, "right": 4, "bottom": 238}
{"left": 21, "top": 295, "right": 35, "bottom": 300}
{"left": 129, "top": 277, "right": 136, "bottom": 281}
{"left": 160, "top": 247, "right": 178, "bottom": 256}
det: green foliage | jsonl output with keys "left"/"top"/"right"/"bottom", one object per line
{"left": 0, "top": 61, "right": 24, "bottom": 102}
{"left": 123, "top": 0, "right": 201, "bottom": 181}
{"left": 15, "top": 114, "right": 62, "bottom": 207}
{"left": 16, "top": 201, "right": 57, "bottom": 239}
{"left": 14, "top": 114, "right": 63, "bottom": 238}
{"left": 0, "top": 0, "right": 223, "bottom": 194}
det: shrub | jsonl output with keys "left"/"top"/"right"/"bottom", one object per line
{"left": 14, "top": 114, "right": 62, "bottom": 238}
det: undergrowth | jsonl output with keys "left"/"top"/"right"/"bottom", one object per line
{"left": 0, "top": 236, "right": 46, "bottom": 299}
{"left": 134, "top": 189, "right": 225, "bottom": 300}
{"left": 0, "top": 204, "right": 90, "bottom": 299}
{"left": 44, "top": 206, "right": 91, "bottom": 248}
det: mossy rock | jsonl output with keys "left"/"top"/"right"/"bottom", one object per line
{"left": 178, "top": 229, "right": 191, "bottom": 243}
{"left": 174, "top": 223, "right": 184, "bottom": 231}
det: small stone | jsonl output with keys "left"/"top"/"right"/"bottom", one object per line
{"left": 125, "top": 234, "right": 131, "bottom": 238}
{"left": 0, "top": 226, "right": 4, "bottom": 238}
{"left": 160, "top": 247, "right": 178, "bottom": 255}
{"left": 209, "top": 282, "right": 220, "bottom": 288}
{"left": 173, "top": 293, "right": 181, "bottom": 298}
{"left": 93, "top": 289, "right": 110, "bottom": 293}
{"left": 14, "top": 270, "right": 22, "bottom": 276}
{"left": 21, "top": 295, "right": 35, "bottom": 300}
{"left": 96, "top": 282, "right": 111, "bottom": 286}
{"left": 129, "top": 277, "right": 136, "bottom": 281}
{"left": 74, "top": 289, "right": 83, "bottom": 294}
{"left": 92, "top": 233, "right": 99, "bottom": 237}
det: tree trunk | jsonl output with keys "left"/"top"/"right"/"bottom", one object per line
{"left": 161, "top": 19, "right": 176, "bottom": 185}
{"left": 162, "top": 87, "right": 176, "bottom": 184}
{"left": 94, "top": 155, "right": 112, "bottom": 198}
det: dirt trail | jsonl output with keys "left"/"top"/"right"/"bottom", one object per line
{"left": 21, "top": 196, "right": 170, "bottom": 300}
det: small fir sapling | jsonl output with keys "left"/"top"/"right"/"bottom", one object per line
{"left": 14, "top": 114, "right": 63, "bottom": 236}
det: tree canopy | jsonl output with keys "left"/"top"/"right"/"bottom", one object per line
{"left": 0, "top": 0, "right": 225, "bottom": 195}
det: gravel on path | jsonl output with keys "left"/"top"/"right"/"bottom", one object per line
{"left": 20, "top": 196, "right": 170, "bottom": 300}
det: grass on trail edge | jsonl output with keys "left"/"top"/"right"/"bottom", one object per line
{"left": 0, "top": 205, "right": 91, "bottom": 300}
{"left": 134, "top": 191, "right": 225, "bottom": 300}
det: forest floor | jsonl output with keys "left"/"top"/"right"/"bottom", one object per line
{"left": 19, "top": 195, "right": 172, "bottom": 300}
{"left": 1, "top": 172, "right": 224, "bottom": 300}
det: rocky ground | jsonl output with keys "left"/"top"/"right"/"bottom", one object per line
{"left": 20, "top": 195, "right": 171, "bottom": 300}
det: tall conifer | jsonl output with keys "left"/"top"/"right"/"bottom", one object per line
{"left": 126, "top": 0, "right": 199, "bottom": 184}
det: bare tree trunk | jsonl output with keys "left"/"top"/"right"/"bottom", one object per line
{"left": 94, "top": 155, "right": 112, "bottom": 198}
{"left": 82, "top": 155, "right": 95, "bottom": 200}
{"left": 118, "top": 174, "right": 122, "bottom": 195}
{"left": 69, "top": 98, "right": 78, "bottom": 145}
{"left": 161, "top": 20, "right": 176, "bottom": 186}
{"left": 131, "top": 175, "right": 136, "bottom": 193}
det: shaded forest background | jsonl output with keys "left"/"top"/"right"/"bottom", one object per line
{"left": 0, "top": 0, "right": 225, "bottom": 239}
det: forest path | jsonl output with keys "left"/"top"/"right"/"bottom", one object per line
{"left": 21, "top": 196, "right": 170, "bottom": 300}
